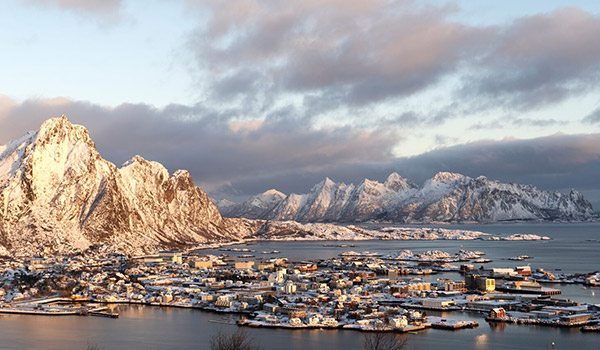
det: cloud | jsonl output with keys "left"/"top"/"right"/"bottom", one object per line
{"left": 188, "top": 0, "right": 492, "bottom": 117}
{"left": 511, "top": 118, "right": 566, "bottom": 127}
{"left": 184, "top": 2, "right": 600, "bottom": 122}
{"left": 217, "top": 132, "right": 600, "bottom": 209}
{"left": 584, "top": 106, "right": 600, "bottom": 124}
{"left": 24, "top": 0, "right": 122, "bottom": 15}
{"left": 391, "top": 133, "right": 600, "bottom": 183}
{"left": 0, "top": 97, "right": 399, "bottom": 194}
{"left": 468, "top": 120, "right": 504, "bottom": 130}
{"left": 1, "top": 96, "right": 599, "bottom": 208}
{"left": 463, "top": 7, "right": 600, "bottom": 110}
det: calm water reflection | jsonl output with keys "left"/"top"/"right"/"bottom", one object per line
{"left": 1, "top": 305, "right": 598, "bottom": 349}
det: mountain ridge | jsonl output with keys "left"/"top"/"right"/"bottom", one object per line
{"left": 218, "top": 172, "right": 595, "bottom": 223}
{"left": 0, "top": 116, "right": 258, "bottom": 256}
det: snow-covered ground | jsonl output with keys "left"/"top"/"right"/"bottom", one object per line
{"left": 257, "top": 221, "right": 549, "bottom": 242}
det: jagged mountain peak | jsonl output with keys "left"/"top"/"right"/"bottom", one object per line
{"left": 122, "top": 155, "right": 149, "bottom": 166}
{"left": 217, "top": 188, "right": 287, "bottom": 219}
{"left": 315, "top": 177, "right": 335, "bottom": 189}
{"left": 37, "top": 115, "right": 95, "bottom": 148}
{"left": 0, "top": 117, "right": 255, "bottom": 256}
{"left": 429, "top": 171, "right": 468, "bottom": 184}
{"left": 384, "top": 172, "right": 417, "bottom": 191}
{"left": 263, "top": 189, "right": 285, "bottom": 197}
{"left": 385, "top": 172, "right": 403, "bottom": 183}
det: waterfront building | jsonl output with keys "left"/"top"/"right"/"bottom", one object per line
{"left": 466, "top": 274, "right": 495, "bottom": 292}
{"left": 490, "top": 308, "right": 506, "bottom": 318}
{"left": 559, "top": 313, "right": 594, "bottom": 325}
{"left": 257, "top": 262, "right": 275, "bottom": 270}
{"left": 422, "top": 298, "right": 455, "bottom": 309}
{"left": 390, "top": 317, "right": 409, "bottom": 328}
{"left": 235, "top": 261, "right": 255, "bottom": 269}
{"left": 191, "top": 260, "right": 213, "bottom": 269}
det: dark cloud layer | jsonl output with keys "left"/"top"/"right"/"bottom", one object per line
{"left": 0, "top": 97, "right": 398, "bottom": 193}
{"left": 584, "top": 106, "right": 600, "bottom": 124}
{"left": 464, "top": 7, "right": 600, "bottom": 110}
{"left": 2, "top": 97, "right": 599, "bottom": 209}
{"left": 256, "top": 133, "right": 600, "bottom": 208}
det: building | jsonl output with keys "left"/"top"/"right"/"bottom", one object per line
{"left": 422, "top": 298, "right": 455, "bottom": 309}
{"left": 191, "top": 260, "right": 213, "bottom": 269}
{"left": 215, "top": 300, "right": 233, "bottom": 308}
{"left": 442, "top": 280, "right": 467, "bottom": 292}
{"left": 469, "top": 300, "right": 519, "bottom": 311}
{"left": 559, "top": 313, "right": 593, "bottom": 325}
{"left": 257, "top": 262, "right": 275, "bottom": 270}
{"left": 235, "top": 261, "right": 255, "bottom": 269}
{"left": 159, "top": 251, "right": 183, "bottom": 264}
{"left": 390, "top": 317, "right": 408, "bottom": 328}
{"left": 142, "top": 256, "right": 164, "bottom": 264}
{"left": 466, "top": 275, "right": 495, "bottom": 292}
{"left": 263, "top": 303, "right": 279, "bottom": 313}
{"left": 284, "top": 280, "right": 297, "bottom": 294}
{"left": 490, "top": 308, "right": 506, "bottom": 318}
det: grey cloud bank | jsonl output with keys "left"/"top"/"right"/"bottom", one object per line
{"left": 1, "top": 98, "right": 599, "bottom": 209}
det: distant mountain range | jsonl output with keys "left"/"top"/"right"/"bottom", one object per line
{"left": 218, "top": 172, "right": 595, "bottom": 223}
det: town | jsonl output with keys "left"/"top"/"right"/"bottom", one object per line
{"left": 0, "top": 245, "right": 599, "bottom": 334}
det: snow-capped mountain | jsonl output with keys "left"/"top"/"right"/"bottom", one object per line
{"left": 0, "top": 116, "right": 258, "bottom": 256}
{"left": 219, "top": 172, "right": 595, "bottom": 223}
{"left": 219, "top": 189, "right": 285, "bottom": 219}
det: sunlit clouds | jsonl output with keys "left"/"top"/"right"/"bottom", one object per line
{"left": 1, "top": 0, "right": 600, "bottom": 206}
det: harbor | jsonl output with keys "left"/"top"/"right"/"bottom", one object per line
{"left": 0, "top": 224, "right": 598, "bottom": 349}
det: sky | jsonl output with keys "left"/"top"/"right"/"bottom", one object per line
{"left": 1, "top": 0, "right": 600, "bottom": 208}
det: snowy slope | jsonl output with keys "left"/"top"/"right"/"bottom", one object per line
{"left": 218, "top": 189, "right": 285, "bottom": 219}
{"left": 0, "top": 116, "right": 258, "bottom": 256}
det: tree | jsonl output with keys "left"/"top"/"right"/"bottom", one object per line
{"left": 363, "top": 330, "right": 408, "bottom": 350}
{"left": 210, "top": 328, "right": 261, "bottom": 350}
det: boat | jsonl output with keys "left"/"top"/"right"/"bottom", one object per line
{"left": 508, "top": 255, "right": 532, "bottom": 261}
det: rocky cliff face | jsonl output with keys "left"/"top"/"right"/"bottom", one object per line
{"left": 0, "top": 116, "right": 254, "bottom": 256}
{"left": 219, "top": 172, "right": 595, "bottom": 223}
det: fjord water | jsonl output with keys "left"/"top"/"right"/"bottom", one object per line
{"left": 0, "top": 223, "right": 597, "bottom": 349}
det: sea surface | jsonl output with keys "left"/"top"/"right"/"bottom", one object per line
{"left": 0, "top": 223, "right": 598, "bottom": 349}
